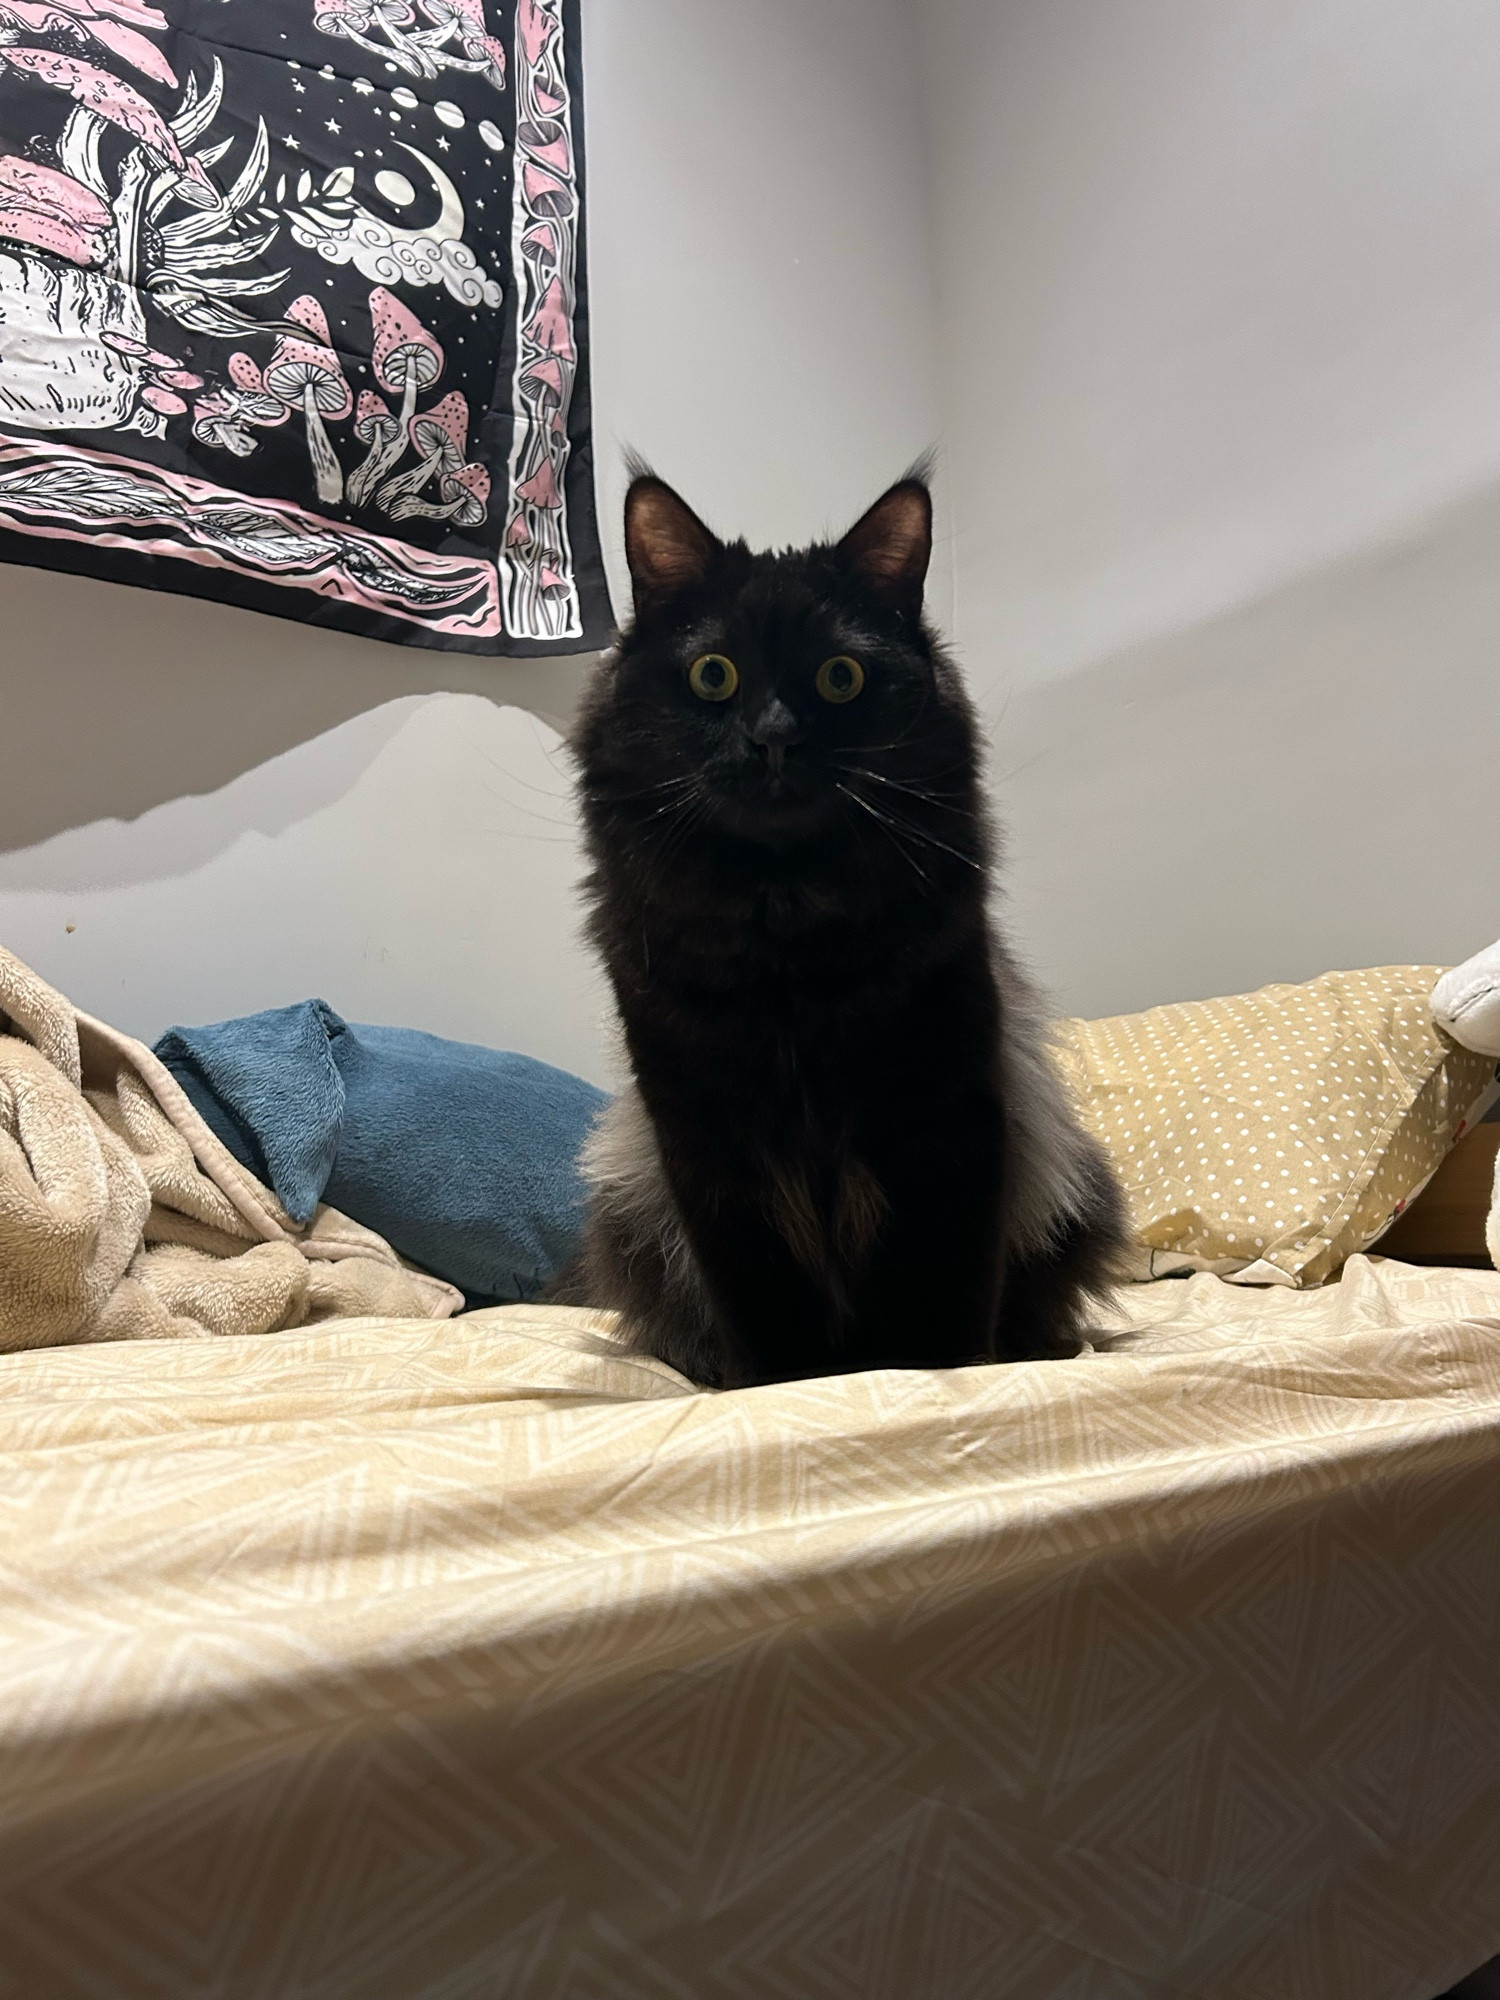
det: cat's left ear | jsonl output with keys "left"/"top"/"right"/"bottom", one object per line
{"left": 836, "top": 479, "right": 931, "bottom": 619}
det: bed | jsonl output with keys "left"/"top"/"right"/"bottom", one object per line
{"left": 2, "top": 1254, "right": 1497, "bottom": 1999}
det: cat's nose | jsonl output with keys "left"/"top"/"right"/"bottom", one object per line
{"left": 747, "top": 697, "right": 801, "bottom": 773}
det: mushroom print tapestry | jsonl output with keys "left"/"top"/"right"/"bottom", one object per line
{"left": 0, "top": 0, "right": 609, "bottom": 653}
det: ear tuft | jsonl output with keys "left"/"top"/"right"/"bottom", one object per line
{"left": 623, "top": 476, "right": 721, "bottom": 617}
{"left": 835, "top": 479, "right": 932, "bottom": 617}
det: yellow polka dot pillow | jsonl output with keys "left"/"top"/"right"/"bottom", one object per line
{"left": 1053, "top": 966, "right": 1499, "bottom": 1286}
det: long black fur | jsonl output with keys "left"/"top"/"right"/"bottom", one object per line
{"left": 553, "top": 470, "right": 1126, "bottom": 1387}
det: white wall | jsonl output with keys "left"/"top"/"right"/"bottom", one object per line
{"left": 6, "top": 0, "right": 1493, "bottom": 1059}
{"left": 583, "top": 0, "right": 939, "bottom": 587}
{"left": 918, "top": 0, "right": 1500, "bottom": 1015}
{"left": 0, "top": 0, "right": 936, "bottom": 1082}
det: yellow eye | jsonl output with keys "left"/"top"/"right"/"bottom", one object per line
{"left": 816, "top": 654, "right": 865, "bottom": 703}
{"left": 688, "top": 653, "right": 738, "bottom": 701}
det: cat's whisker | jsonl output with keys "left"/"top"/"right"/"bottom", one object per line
{"left": 642, "top": 787, "right": 702, "bottom": 821}
{"left": 838, "top": 780, "right": 984, "bottom": 872}
{"left": 609, "top": 774, "right": 701, "bottom": 806}
{"left": 834, "top": 783, "right": 933, "bottom": 886}
{"left": 466, "top": 741, "right": 578, "bottom": 809}
{"left": 649, "top": 786, "right": 711, "bottom": 865}
{"left": 835, "top": 764, "right": 967, "bottom": 813}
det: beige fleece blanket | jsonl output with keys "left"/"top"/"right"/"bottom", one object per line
{"left": 0, "top": 945, "right": 461, "bottom": 1348}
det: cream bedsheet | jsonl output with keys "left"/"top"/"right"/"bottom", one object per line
{"left": 1, "top": 1257, "right": 1497, "bottom": 1999}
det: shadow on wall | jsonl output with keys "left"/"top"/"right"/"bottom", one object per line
{"left": 0, "top": 565, "right": 615, "bottom": 1079}
{"left": 993, "top": 475, "right": 1500, "bottom": 1019}
{"left": 0, "top": 562, "right": 602, "bottom": 858}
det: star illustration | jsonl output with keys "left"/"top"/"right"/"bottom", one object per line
{"left": 436, "top": 136, "right": 450, "bottom": 150}
{"left": 292, "top": 80, "right": 305, "bottom": 93}
{"left": 326, "top": 119, "right": 341, "bottom": 132}
{"left": 284, "top": 135, "right": 300, "bottom": 150}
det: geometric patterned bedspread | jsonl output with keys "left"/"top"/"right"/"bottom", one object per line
{"left": 1, "top": 1257, "right": 1497, "bottom": 1997}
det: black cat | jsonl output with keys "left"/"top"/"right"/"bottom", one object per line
{"left": 555, "top": 469, "right": 1125, "bottom": 1388}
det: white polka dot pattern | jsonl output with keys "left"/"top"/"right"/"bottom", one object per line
{"left": 1054, "top": 966, "right": 1498, "bottom": 1286}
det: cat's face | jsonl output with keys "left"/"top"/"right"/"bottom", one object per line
{"left": 581, "top": 475, "right": 977, "bottom": 863}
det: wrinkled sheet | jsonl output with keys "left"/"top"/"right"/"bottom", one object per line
{"left": 1, "top": 1257, "right": 1497, "bottom": 1998}
{"left": 0, "top": 943, "right": 462, "bottom": 1350}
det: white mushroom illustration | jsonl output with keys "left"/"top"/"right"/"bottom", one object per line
{"left": 263, "top": 296, "right": 353, "bottom": 506}
{"left": 191, "top": 388, "right": 255, "bottom": 456}
{"left": 312, "top": 0, "right": 506, "bottom": 88}
{"left": 435, "top": 458, "right": 490, "bottom": 528}
{"left": 374, "top": 389, "right": 468, "bottom": 517}
{"left": 191, "top": 360, "right": 288, "bottom": 456}
{"left": 356, "top": 286, "right": 444, "bottom": 496}
{"left": 227, "top": 351, "right": 292, "bottom": 430}
{"left": 346, "top": 390, "right": 402, "bottom": 508}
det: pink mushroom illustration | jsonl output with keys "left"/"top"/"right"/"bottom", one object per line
{"left": 313, "top": 0, "right": 424, "bottom": 73}
{"left": 0, "top": 155, "right": 111, "bottom": 267}
{"left": 516, "top": 0, "right": 556, "bottom": 68}
{"left": 443, "top": 460, "right": 491, "bottom": 528}
{"left": 518, "top": 118, "right": 570, "bottom": 178}
{"left": 520, "top": 222, "right": 557, "bottom": 266}
{"left": 0, "top": 47, "right": 284, "bottom": 438}
{"left": 375, "top": 389, "right": 468, "bottom": 517}
{"left": 520, "top": 161, "right": 573, "bottom": 220}
{"left": 519, "top": 354, "right": 564, "bottom": 410}
{"left": 0, "top": 48, "right": 208, "bottom": 192}
{"left": 515, "top": 456, "right": 560, "bottom": 510}
{"left": 83, "top": 327, "right": 201, "bottom": 434}
{"left": 192, "top": 364, "right": 287, "bottom": 455}
{"left": 345, "top": 389, "right": 402, "bottom": 509}
{"left": 362, "top": 286, "right": 443, "bottom": 491}
{"left": 416, "top": 0, "right": 505, "bottom": 88}
{"left": 191, "top": 387, "right": 255, "bottom": 456}
{"left": 227, "top": 350, "right": 292, "bottom": 430}
{"left": 386, "top": 454, "right": 489, "bottom": 527}
{"left": 0, "top": 0, "right": 178, "bottom": 86}
{"left": 140, "top": 382, "right": 185, "bottom": 416}
{"left": 315, "top": 0, "right": 506, "bottom": 86}
{"left": 529, "top": 274, "right": 575, "bottom": 362}
{"left": 103, "top": 337, "right": 204, "bottom": 400}
{"left": 263, "top": 296, "right": 353, "bottom": 507}
{"left": 312, "top": 0, "right": 411, "bottom": 52}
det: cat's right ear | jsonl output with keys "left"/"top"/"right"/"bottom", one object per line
{"left": 624, "top": 476, "right": 721, "bottom": 618}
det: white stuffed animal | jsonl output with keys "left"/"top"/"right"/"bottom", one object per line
{"left": 1431, "top": 941, "right": 1500, "bottom": 1267}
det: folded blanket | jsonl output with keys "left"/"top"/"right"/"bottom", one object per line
{"left": 0, "top": 945, "right": 461, "bottom": 1352}
{"left": 155, "top": 1003, "right": 608, "bottom": 1305}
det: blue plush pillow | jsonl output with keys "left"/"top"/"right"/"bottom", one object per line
{"left": 155, "top": 1002, "right": 607, "bottom": 1307}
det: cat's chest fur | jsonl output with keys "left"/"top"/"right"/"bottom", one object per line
{"left": 621, "top": 858, "right": 947, "bottom": 1016}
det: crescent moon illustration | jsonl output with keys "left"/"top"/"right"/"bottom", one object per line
{"left": 386, "top": 145, "right": 466, "bottom": 245}
{"left": 285, "top": 143, "right": 502, "bottom": 307}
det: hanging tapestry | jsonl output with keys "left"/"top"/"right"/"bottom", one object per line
{"left": 0, "top": 0, "right": 609, "bottom": 654}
